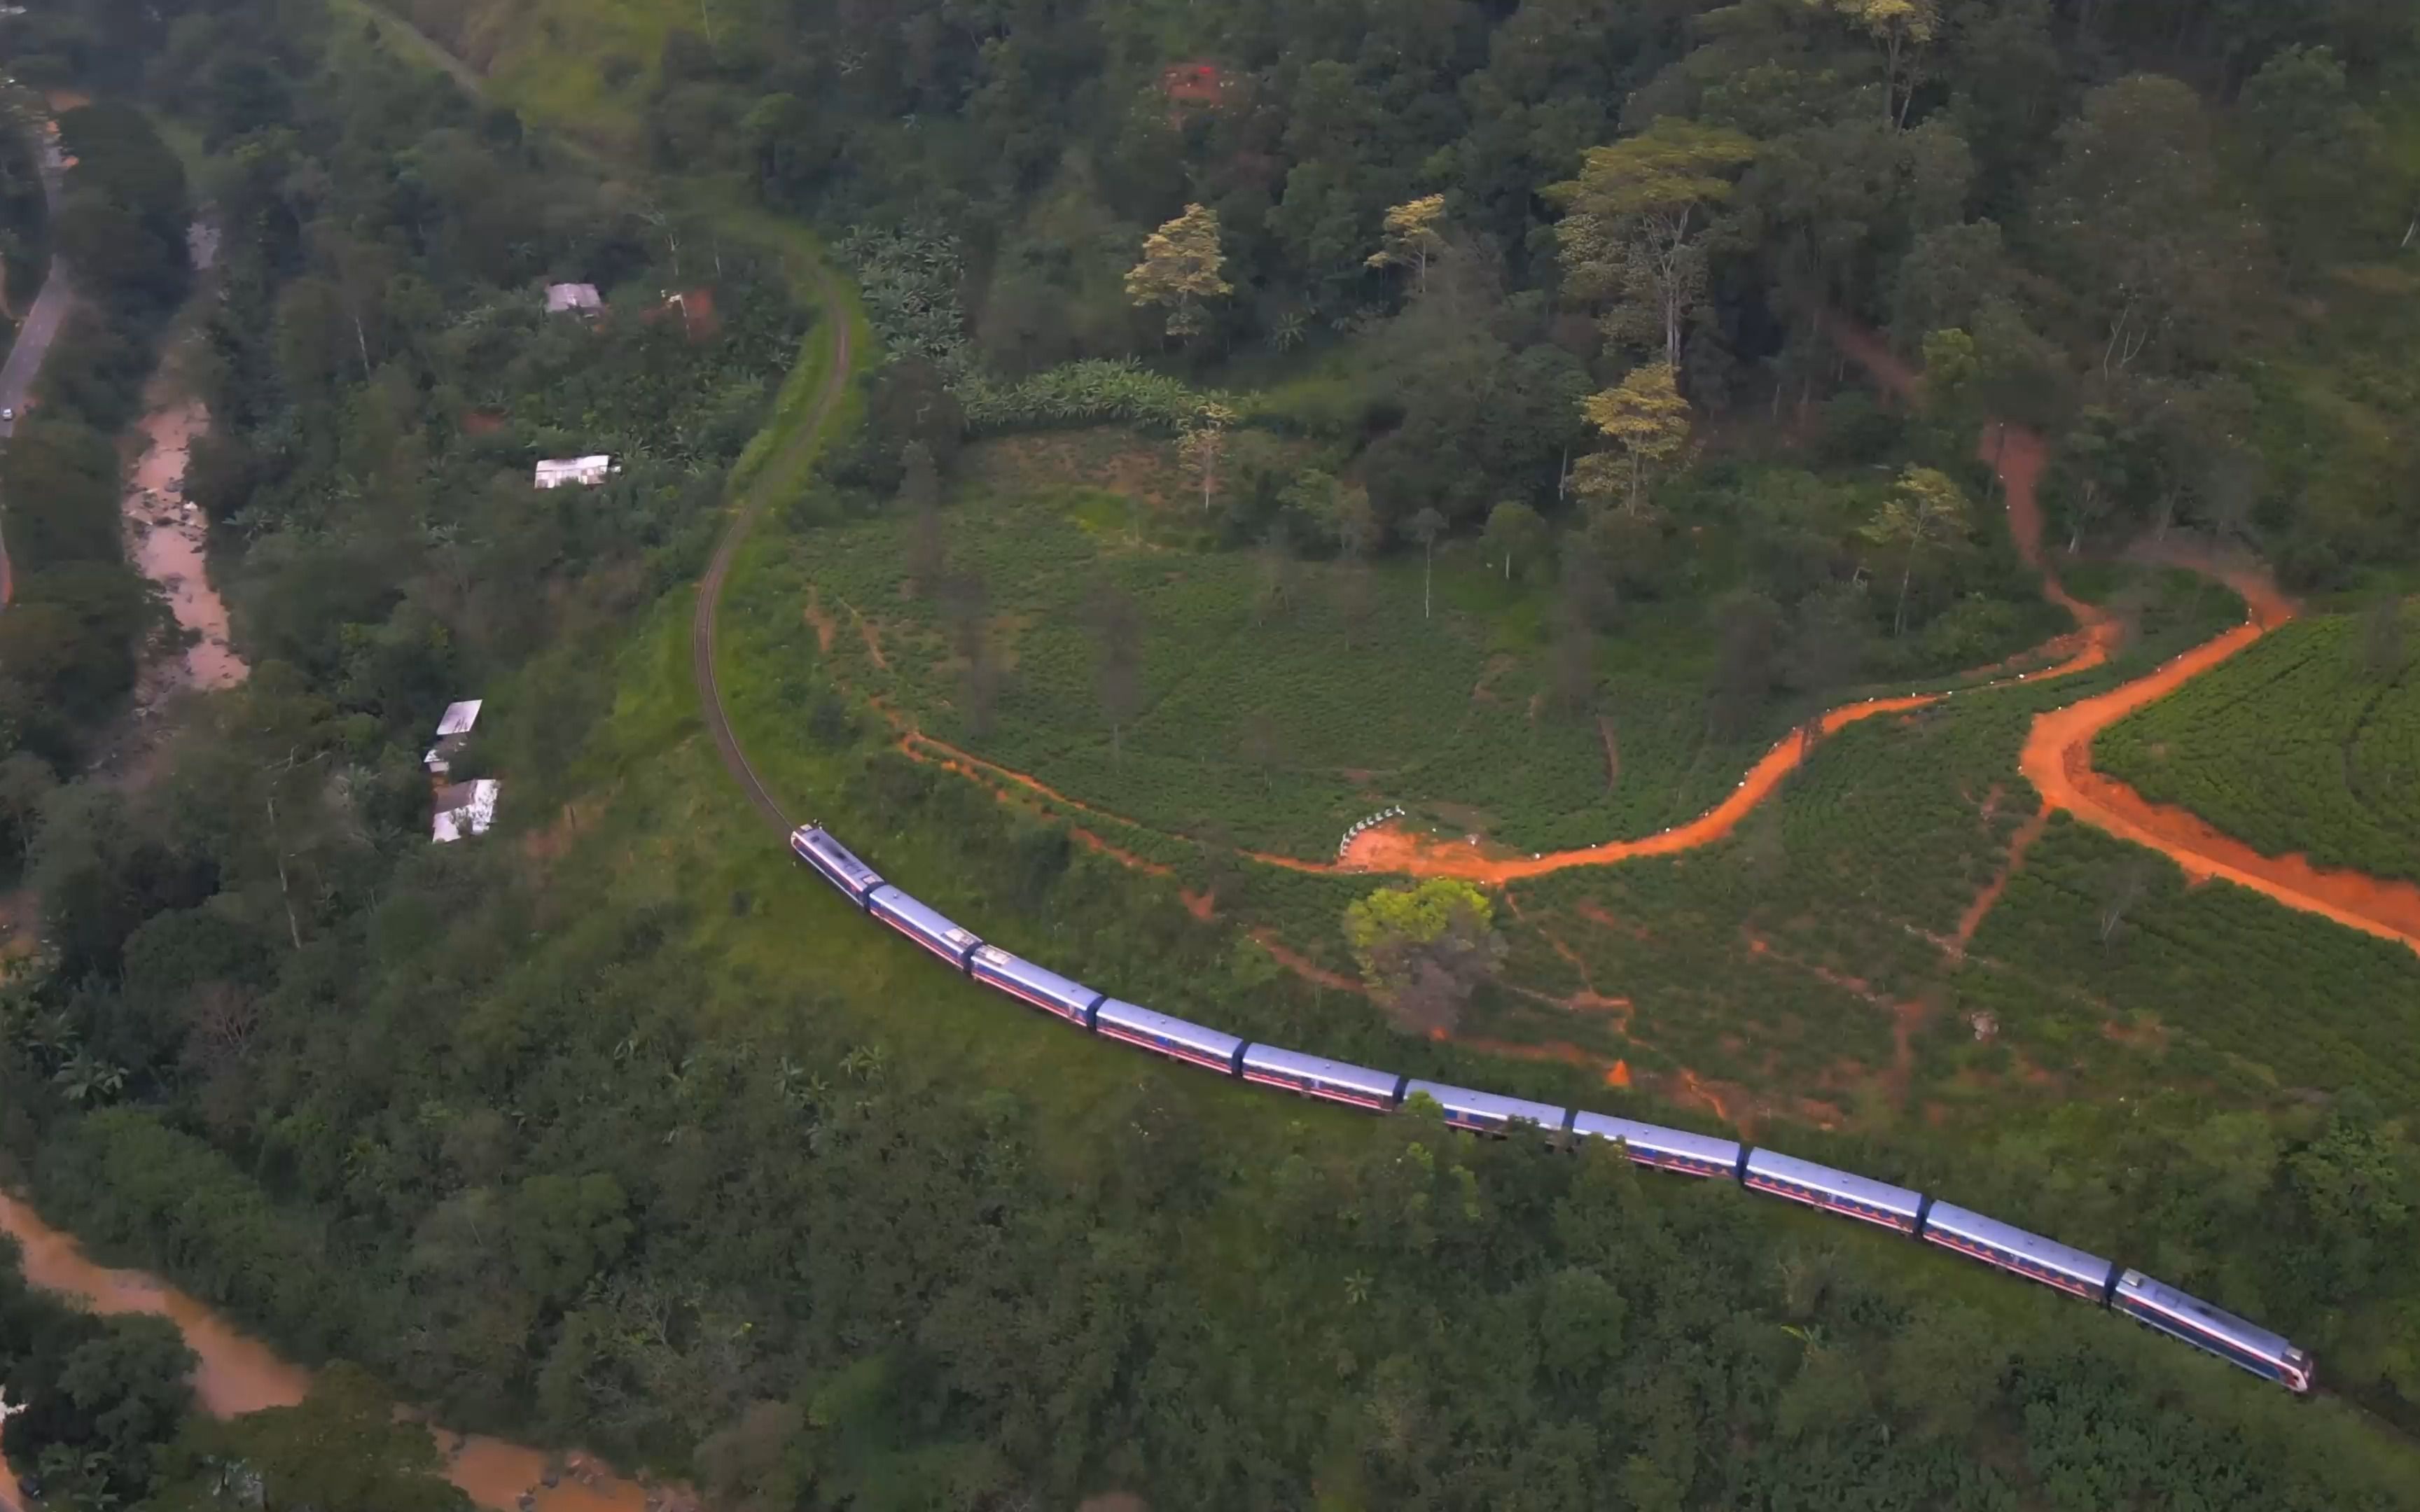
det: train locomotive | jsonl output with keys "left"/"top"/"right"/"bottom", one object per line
{"left": 790, "top": 824, "right": 2316, "bottom": 1396}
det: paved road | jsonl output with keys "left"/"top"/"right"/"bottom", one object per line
{"left": 0, "top": 121, "right": 71, "bottom": 608}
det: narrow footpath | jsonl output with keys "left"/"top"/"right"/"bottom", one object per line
{"left": 1333, "top": 325, "right": 2420, "bottom": 955}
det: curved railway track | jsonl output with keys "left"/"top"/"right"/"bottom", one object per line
{"left": 690, "top": 265, "right": 853, "bottom": 836}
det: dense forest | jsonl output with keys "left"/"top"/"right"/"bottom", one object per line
{"left": 0, "top": 0, "right": 2417, "bottom": 1508}
{"left": 408, "top": 0, "right": 2420, "bottom": 594}
{"left": 0, "top": 98, "right": 190, "bottom": 790}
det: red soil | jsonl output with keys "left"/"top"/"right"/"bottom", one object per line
{"left": 1526, "top": 927, "right": 1639, "bottom": 1033}
{"left": 1667, "top": 1068, "right": 1744, "bottom": 1133}
{"left": 905, "top": 738, "right": 1175, "bottom": 877}
{"left": 1830, "top": 321, "right": 2420, "bottom": 955}
{"left": 645, "top": 287, "right": 719, "bottom": 342}
{"left": 2020, "top": 606, "right": 2420, "bottom": 953}
{"left": 794, "top": 314, "right": 2420, "bottom": 1146}
{"left": 1250, "top": 932, "right": 1364, "bottom": 994}
{"left": 1160, "top": 62, "right": 1234, "bottom": 106}
{"left": 1951, "top": 805, "right": 2050, "bottom": 959}
{"left": 845, "top": 600, "right": 890, "bottom": 671}
{"left": 1339, "top": 695, "right": 1933, "bottom": 881}
{"left": 804, "top": 590, "right": 837, "bottom": 654}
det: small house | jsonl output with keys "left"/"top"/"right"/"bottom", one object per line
{"left": 423, "top": 698, "right": 482, "bottom": 776}
{"left": 545, "top": 282, "right": 604, "bottom": 315}
{"left": 432, "top": 779, "right": 501, "bottom": 844}
{"left": 534, "top": 455, "right": 614, "bottom": 489}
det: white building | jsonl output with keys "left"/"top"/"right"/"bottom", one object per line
{"left": 423, "top": 698, "right": 482, "bottom": 776}
{"left": 432, "top": 779, "right": 501, "bottom": 844}
{"left": 545, "top": 281, "right": 604, "bottom": 314}
{"left": 534, "top": 455, "right": 614, "bottom": 489}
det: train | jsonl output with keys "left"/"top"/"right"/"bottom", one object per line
{"left": 789, "top": 823, "right": 2316, "bottom": 1394}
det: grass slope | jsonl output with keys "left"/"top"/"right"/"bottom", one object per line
{"left": 2096, "top": 605, "right": 2420, "bottom": 883}
{"left": 372, "top": 0, "right": 774, "bottom": 152}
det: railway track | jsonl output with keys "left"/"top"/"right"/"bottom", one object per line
{"left": 690, "top": 262, "right": 853, "bottom": 837}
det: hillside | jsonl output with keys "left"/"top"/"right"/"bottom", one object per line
{"left": 1, "top": 0, "right": 2419, "bottom": 1507}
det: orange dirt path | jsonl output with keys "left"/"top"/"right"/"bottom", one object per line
{"left": 1952, "top": 806, "right": 2049, "bottom": 960}
{"left": 828, "top": 318, "right": 2420, "bottom": 962}
{"left": 1341, "top": 695, "right": 1931, "bottom": 880}
{"left": 1829, "top": 319, "right": 2420, "bottom": 955}
{"left": 2019, "top": 599, "right": 2420, "bottom": 955}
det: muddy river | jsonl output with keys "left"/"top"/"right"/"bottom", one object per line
{"left": 0, "top": 1191, "right": 677, "bottom": 1511}
{"left": 122, "top": 396, "right": 248, "bottom": 693}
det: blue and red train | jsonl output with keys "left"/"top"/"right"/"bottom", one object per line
{"left": 791, "top": 823, "right": 2315, "bottom": 1394}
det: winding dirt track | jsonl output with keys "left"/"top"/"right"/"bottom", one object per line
{"left": 1330, "top": 321, "right": 2420, "bottom": 954}
{"left": 693, "top": 269, "right": 854, "bottom": 837}
{"left": 700, "top": 286, "right": 2420, "bottom": 954}
{"left": 1837, "top": 332, "right": 2420, "bottom": 955}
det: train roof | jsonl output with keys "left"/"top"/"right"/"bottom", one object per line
{"left": 1094, "top": 999, "right": 1244, "bottom": 1060}
{"left": 867, "top": 886, "right": 981, "bottom": 952}
{"left": 1744, "top": 1147, "right": 1924, "bottom": 1217}
{"left": 968, "top": 944, "right": 1097, "bottom": 1013}
{"left": 1402, "top": 1079, "right": 1565, "bottom": 1130}
{"left": 1569, "top": 1112, "right": 1743, "bottom": 1168}
{"left": 1923, "top": 1202, "right": 2115, "bottom": 1287}
{"left": 1241, "top": 1043, "right": 1402, "bottom": 1101}
{"left": 793, "top": 826, "right": 884, "bottom": 889}
{"left": 2116, "top": 1270, "right": 2308, "bottom": 1364}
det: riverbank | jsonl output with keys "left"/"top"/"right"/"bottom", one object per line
{"left": 0, "top": 1190, "right": 690, "bottom": 1512}
{"left": 120, "top": 391, "right": 246, "bottom": 695}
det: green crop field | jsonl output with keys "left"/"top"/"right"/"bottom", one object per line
{"left": 2097, "top": 605, "right": 2420, "bottom": 881}
{"left": 780, "top": 432, "right": 2080, "bottom": 862}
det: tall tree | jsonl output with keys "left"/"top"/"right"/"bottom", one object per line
{"left": 1482, "top": 500, "right": 1549, "bottom": 582}
{"left": 1807, "top": 0, "right": 1942, "bottom": 126}
{"left": 1549, "top": 118, "right": 1755, "bottom": 369}
{"left": 1342, "top": 878, "right": 1508, "bottom": 1036}
{"left": 1176, "top": 402, "right": 1237, "bottom": 514}
{"left": 1125, "top": 203, "right": 1232, "bottom": 342}
{"left": 1861, "top": 465, "right": 1973, "bottom": 635}
{"left": 2031, "top": 76, "right": 2264, "bottom": 379}
{"left": 1575, "top": 365, "right": 1692, "bottom": 517}
{"left": 1366, "top": 194, "right": 1449, "bottom": 292}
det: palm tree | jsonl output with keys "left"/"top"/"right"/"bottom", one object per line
{"left": 774, "top": 1056, "right": 829, "bottom": 1112}
{"left": 840, "top": 1043, "right": 889, "bottom": 1084}
{"left": 52, "top": 1050, "right": 125, "bottom": 1106}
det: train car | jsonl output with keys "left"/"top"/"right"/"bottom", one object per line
{"left": 2111, "top": 1270, "right": 2314, "bottom": 1392}
{"left": 1092, "top": 1000, "right": 1245, "bottom": 1073}
{"left": 1920, "top": 1202, "right": 2119, "bottom": 1302}
{"left": 1402, "top": 1080, "right": 1567, "bottom": 1139}
{"left": 1240, "top": 1044, "right": 1405, "bottom": 1112}
{"left": 789, "top": 825, "right": 884, "bottom": 905}
{"left": 1742, "top": 1148, "right": 1925, "bottom": 1233}
{"left": 968, "top": 944, "right": 1102, "bottom": 1026}
{"left": 1569, "top": 1112, "right": 1743, "bottom": 1180}
{"left": 865, "top": 886, "right": 982, "bottom": 970}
